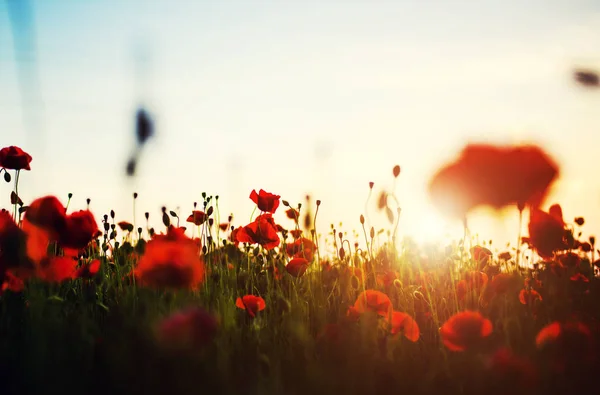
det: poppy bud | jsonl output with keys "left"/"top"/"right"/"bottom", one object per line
{"left": 392, "top": 165, "right": 400, "bottom": 178}
{"left": 360, "top": 215, "right": 365, "bottom": 225}
{"left": 162, "top": 212, "right": 170, "bottom": 227}
{"left": 169, "top": 210, "right": 177, "bottom": 217}
{"left": 316, "top": 200, "right": 321, "bottom": 206}
{"left": 145, "top": 212, "right": 149, "bottom": 220}
{"left": 590, "top": 236, "right": 596, "bottom": 246}
{"left": 207, "top": 206, "right": 214, "bottom": 216}
{"left": 369, "top": 181, "right": 374, "bottom": 189}
{"left": 574, "top": 217, "right": 585, "bottom": 226}
{"left": 86, "top": 198, "right": 91, "bottom": 205}
{"left": 68, "top": 193, "right": 73, "bottom": 199}
{"left": 339, "top": 247, "right": 345, "bottom": 260}
{"left": 4, "top": 172, "right": 11, "bottom": 182}
{"left": 370, "top": 227, "right": 375, "bottom": 239}
{"left": 110, "top": 210, "right": 115, "bottom": 219}
{"left": 133, "top": 192, "right": 138, "bottom": 199}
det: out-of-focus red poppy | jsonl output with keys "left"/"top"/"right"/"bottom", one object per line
{"left": 376, "top": 270, "right": 397, "bottom": 288}
{"left": 389, "top": 311, "right": 420, "bottom": 342}
{"left": 59, "top": 210, "right": 99, "bottom": 250}
{"left": 156, "top": 307, "right": 218, "bottom": 350}
{"left": 286, "top": 257, "right": 310, "bottom": 277}
{"left": 218, "top": 223, "right": 229, "bottom": 231}
{"left": 37, "top": 257, "right": 78, "bottom": 282}
{"left": 235, "top": 295, "right": 266, "bottom": 318}
{"left": 569, "top": 272, "right": 589, "bottom": 283}
{"left": 558, "top": 252, "right": 580, "bottom": 268}
{"left": 74, "top": 259, "right": 101, "bottom": 279}
{"left": 346, "top": 305, "right": 361, "bottom": 322}
{"left": 486, "top": 348, "right": 538, "bottom": 390}
{"left": 289, "top": 229, "right": 303, "bottom": 239}
{"left": 317, "top": 323, "right": 343, "bottom": 345}
{"left": 353, "top": 289, "right": 393, "bottom": 318}
{"left": 249, "top": 189, "right": 280, "bottom": 213}
{"left": 440, "top": 311, "right": 493, "bottom": 351}
{"left": 118, "top": 221, "right": 134, "bottom": 232}
{"left": 536, "top": 321, "right": 591, "bottom": 348}
{"left": 186, "top": 211, "right": 208, "bottom": 226}
{"left": 498, "top": 251, "right": 512, "bottom": 261}
{"left": 490, "top": 273, "right": 516, "bottom": 294}
{"left": 234, "top": 213, "right": 280, "bottom": 250}
{"left": 0, "top": 211, "right": 34, "bottom": 280}
{"left": 535, "top": 321, "right": 594, "bottom": 370}
{"left": 286, "top": 237, "right": 317, "bottom": 262}
{"left": 524, "top": 205, "right": 569, "bottom": 258}
{"left": 23, "top": 196, "right": 67, "bottom": 236}
{"left": 286, "top": 208, "right": 299, "bottom": 222}
{"left": 21, "top": 218, "right": 52, "bottom": 264}
{"left": 134, "top": 226, "right": 205, "bottom": 290}
{"left": 428, "top": 144, "right": 559, "bottom": 218}
{"left": 524, "top": 277, "right": 542, "bottom": 289}
{"left": 1, "top": 271, "right": 25, "bottom": 294}
{"left": 471, "top": 246, "right": 492, "bottom": 266}
{"left": 519, "top": 289, "right": 542, "bottom": 305}
{"left": 0, "top": 146, "right": 32, "bottom": 170}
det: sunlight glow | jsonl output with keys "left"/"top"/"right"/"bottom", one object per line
{"left": 412, "top": 211, "right": 453, "bottom": 245}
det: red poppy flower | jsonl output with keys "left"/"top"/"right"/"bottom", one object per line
{"left": 486, "top": 348, "right": 538, "bottom": 390}
{"left": 1, "top": 270, "right": 25, "bottom": 293}
{"left": 37, "top": 256, "right": 78, "bottom": 282}
{"left": 186, "top": 211, "right": 208, "bottom": 226}
{"left": 286, "top": 237, "right": 317, "bottom": 262}
{"left": 234, "top": 213, "right": 280, "bottom": 250}
{"left": 471, "top": 245, "right": 492, "bottom": 265}
{"left": 389, "top": 311, "right": 420, "bottom": 342}
{"left": 286, "top": 257, "right": 310, "bottom": 277}
{"left": 59, "top": 210, "right": 99, "bottom": 250}
{"left": 289, "top": 229, "right": 303, "bottom": 239}
{"left": 498, "top": 251, "right": 512, "bottom": 261}
{"left": 376, "top": 270, "right": 397, "bottom": 288}
{"left": 134, "top": 226, "right": 205, "bottom": 290}
{"left": 525, "top": 205, "right": 569, "bottom": 258}
{"left": 519, "top": 289, "right": 542, "bottom": 305}
{"left": 353, "top": 289, "right": 393, "bottom": 318}
{"left": 218, "top": 223, "right": 229, "bottom": 231}
{"left": 249, "top": 189, "right": 280, "bottom": 213}
{"left": 156, "top": 307, "right": 218, "bottom": 350}
{"left": 440, "top": 311, "right": 493, "bottom": 351}
{"left": 23, "top": 196, "right": 67, "bottom": 236}
{"left": 118, "top": 221, "right": 134, "bottom": 232}
{"left": 286, "top": 208, "right": 299, "bottom": 221}
{"left": 535, "top": 320, "right": 594, "bottom": 370}
{"left": 235, "top": 295, "right": 266, "bottom": 318}
{"left": 0, "top": 146, "right": 32, "bottom": 170}
{"left": 74, "top": 259, "right": 101, "bottom": 279}
{"left": 570, "top": 272, "right": 589, "bottom": 283}
{"left": 428, "top": 144, "right": 558, "bottom": 218}
{"left": 536, "top": 321, "right": 591, "bottom": 348}
{"left": 0, "top": 211, "right": 34, "bottom": 279}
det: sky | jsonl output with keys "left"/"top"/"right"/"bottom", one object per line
{"left": 2, "top": 0, "right": 600, "bottom": 254}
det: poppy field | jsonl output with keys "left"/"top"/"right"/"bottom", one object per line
{"left": 0, "top": 143, "right": 599, "bottom": 395}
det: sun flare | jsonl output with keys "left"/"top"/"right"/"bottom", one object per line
{"left": 412, "top": 210, "right": 456, "bottom": 245}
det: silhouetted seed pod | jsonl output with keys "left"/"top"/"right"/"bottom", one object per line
{"left": 126, "top": 157, "right": 136, "bottom": 176}
{"left": 136, "top": 108, "right": 154, "bottom": 145}
{"left": 162, "top": 212, "right": 170, "bottom": 228}
{"left": 4, "top": 172, "right": 11, "bottom": 182}
{"left": 574, "top": 69, "right": 599, "bottom": 87}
